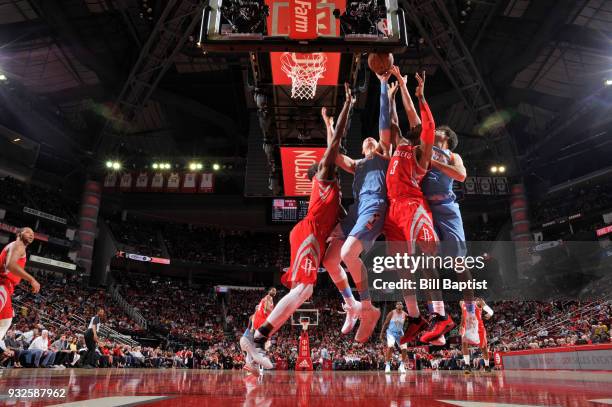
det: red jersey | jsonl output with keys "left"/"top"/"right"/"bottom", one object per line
{"left": 0, "top": 243, "right": 25, "bottom": 290}
{"left": 386, "top": 144, "right": 427, "bottom": 201}
{"left": 306, "top": 176, "right": 340, "bottom": 230}
{"left": 253, "top": 296, "right": 272, "bottom": 330}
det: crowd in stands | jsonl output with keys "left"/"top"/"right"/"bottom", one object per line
{"left": 109, "top": 216, "right": 286, "bottom": 268}
{"left": 0, "top": 177, "right": 79, "bottom": 225}
{"left": 531, "top": 179, "right": 612, "bottom": 225}
{"left": 1, "top": 267, "right": 609, "bottom": 371}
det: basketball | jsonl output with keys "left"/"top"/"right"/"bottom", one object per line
{"left": 368, "top": 53, "right": 394, "bottom": 75}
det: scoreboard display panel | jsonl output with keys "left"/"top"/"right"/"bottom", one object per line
{"left": 270, "top": 198, "right": 309, "bottom": 223}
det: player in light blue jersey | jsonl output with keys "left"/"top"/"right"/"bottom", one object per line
{"left": 380, "top": 302, "right": 409, "bottom": 373}
{"left": 421, "top": 125, "right": 479, "bottom": 345}
{"left": 322, "top": 73, "right": 392, "bottom": 343}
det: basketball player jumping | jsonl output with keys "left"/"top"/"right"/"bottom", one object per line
{"left": 322, "top": 72, "right": 392, "bottom": 342}
{"left": 243, "top": 83, "right": 355, "bottom": 368}
{"left": 384, "top": 67, "right": 455, "bottom": 344}
{"left": 421, "top": 124, "right": 480, "bottom": 344}
{"left": 380, "top": 301, "right": 409, "bottom": 373}
{"left": 0, "top": 227, "right": 41, "bottom": 341}
{"left": 459, "top": 298, "right": 493, "bottom": 373}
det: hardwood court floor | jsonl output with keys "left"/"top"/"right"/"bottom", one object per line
{"left": 1, "top": 368, "right": 611, "bottom": 406}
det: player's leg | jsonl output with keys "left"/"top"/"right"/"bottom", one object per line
{"left": 385, "top": 212, "right": 428, "bottom": 345}
{"left": 408, "top": 203, "right": 456, "bottom": 343}
{"left": 384, "top": 331, "right": 395, "bottom": 373}
{"left": 0, "top": 291, "right": 12, "bottom": 341}
{"left": 462, "top": 340, "right": 472, "bottom": 374}
{"left": 323, "top": 232, "right": 361, "bottom": 334}
{"left": 480, "top": 330, "right": 490, "bottom": 371}
{"left": 0, "top": 285, "right": 9, "bottom": 314}
{"left": 399, "top": 343, "right": 408, "bottom": 373}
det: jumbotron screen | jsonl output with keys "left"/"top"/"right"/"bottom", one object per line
{"left": 270, "top": 198, "right": 309, "bottom": 223}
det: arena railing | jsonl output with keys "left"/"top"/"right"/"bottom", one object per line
{"left": 12, "top": 291, "right": 139, "bottom": 347}
{"left": 107, "top": 276, "right": 149, "bottom": 330}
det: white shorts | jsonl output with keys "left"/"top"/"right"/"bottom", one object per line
{"left": 387, "top": 331, "right": 407, "bottom": 350}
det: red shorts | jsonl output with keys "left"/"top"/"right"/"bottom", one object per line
{"left": 383, "top": 198, "right": 438, "bottom": 255}
{"left": 281, "top": 217, "right": 331, "bottom": 288}
{"left": 0, "top": 284, "right": 14, "bottom": 320}
{"left": 252, "top": 309, "right": 268, "bottom": 330}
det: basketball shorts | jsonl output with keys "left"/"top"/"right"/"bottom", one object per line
{"left": 0, "top": 284, "right": 14, "bottom": 320}
{"left": 383, "top": 198, "right": 438, "bottom": 255}
{"left": 282, "top": 217, "right": 331, "bottom": 288}
{"left": 337, "top": 198, "right": 387, "bottom": 251}
{"left": 429, "top": 202, "right": 467, "bottom": 257}
{"left": 460, "top": 322, "right": 487, "bottom": 347}
{"left": 386, "top": 329, "right": 407, "bottom": 349}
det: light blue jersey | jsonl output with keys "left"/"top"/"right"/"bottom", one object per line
{"left": 422, "top": 146, "right": 466, "bottom": 257}
{"left": 352, "top": 154, "right": 389, "bottom": 201}
{"left": 338, "top": 154, "right": 388, "bottom": 249}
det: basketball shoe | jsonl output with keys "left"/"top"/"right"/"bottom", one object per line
{"left": 355, "top": 303, "right": 380, "bottom": 343}
{"left": 399, "top": 315, "right": 428, "bottom": 345}
{"left": 341, "top": 301, "right": 362, "bottom": 334}
{"left": 420, "top": 313, "right": 456, "bottom": 343}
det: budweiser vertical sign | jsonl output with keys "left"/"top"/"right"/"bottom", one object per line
{"left": 289, "top": 0, "right": 317, "bottom": 39}
{"left": 280, "top": 147, "right": 326, "bottom": 196}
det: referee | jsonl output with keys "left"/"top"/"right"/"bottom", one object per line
{"left": 83, "top": 307, "right": 104, "bottom": 368}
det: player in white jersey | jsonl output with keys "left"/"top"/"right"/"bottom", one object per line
{"left": 380, "top": 302, "right": 409, "bottom": 373}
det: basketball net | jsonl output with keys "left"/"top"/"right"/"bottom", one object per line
{"left": 280, "top": 52, "right": 327, "bottom": 100}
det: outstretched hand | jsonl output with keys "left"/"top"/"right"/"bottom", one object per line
{"left": 387, "top": 81, "right": 399, "bottom": 99}
{"left": 321, "top": 107, "right": 334, "bottom": 128}
{"left": 415, "top": 70, "right": 426, "bottom": 99}
{"left": 344, "top": 82, "right": 356, "bottom": 105}
{"left": 389, "top": 65, "right": 404, "bottom": 84}
{"left": 376, "top": 71, "right": 392, "bottom": 82}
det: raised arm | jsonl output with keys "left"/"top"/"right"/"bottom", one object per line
{"left": 377, "top": 72, "right": 392, "bottom": 155}
{"left": 431, "top": 152, "right": 467, "bottom": 182}
{"left": 387, "top": 81, "right": 402, "bottom": 149}
{"left": 6, "top": 242, "right": 39, "bottom": 293}
{"left": 415, "top": 71, "right": 435, "bottom": 170}
{"left": 318, "top": 83, "right": 355, "bottom": 180}
{"left": 323, "top": 106, "right": 356, "bottom": 174}
{"left": 390, "top": 66, "right": 421, "bottom": 129}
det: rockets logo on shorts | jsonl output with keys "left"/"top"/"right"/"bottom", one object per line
{"left": 290, "top": 233, "right": 320, "bottom": 281}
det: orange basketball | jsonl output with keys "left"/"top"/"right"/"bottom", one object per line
{"left": 367, "top": 53, "right": 394, "bottom": 75}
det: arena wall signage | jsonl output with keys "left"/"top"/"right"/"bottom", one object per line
{"left": 23, "top": 207, "right": 67, "bottom": 225}
{"left": 280, "top": 146, "right": 326, "bottom": 196}
{"left": 104, "top": 172, "right": 214, "bottom": 193}
{"left": 499, "top": 344, "right": 612, "bottom": 371}
{"left": 0, "top": 222, "right": 48, "bottom": 242}
{"left": 29, "top": 255, "right": 77, "bottom": 271}
{"left": 116, "top": 250, "right": 171, "bottom": 265}
{"left": 596, "top": 224, "right": 612, "bottom": 237}
{"left": 461, "top": 177, "right": 509, "bottom": 196}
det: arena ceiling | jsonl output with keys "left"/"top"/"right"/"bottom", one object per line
{"left": 0, "top": 0, "right": 610, "bottom": 187}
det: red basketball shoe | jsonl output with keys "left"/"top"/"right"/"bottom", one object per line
{"left": 399, "top": 315, "right": 428, "bottom": 345}
{"left": 420, "top": 313, "right": 456, "bottom": 344}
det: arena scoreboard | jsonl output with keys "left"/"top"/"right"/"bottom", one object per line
{"left": 270, "top": 198, "right": 309, "bottom": 223}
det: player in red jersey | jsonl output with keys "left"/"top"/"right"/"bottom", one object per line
{"left": 0, "top": 227, "right": 41, "bottom": 341}
{"left": 384, "top": 67, "right": 455, "bottom": 345}
{"left": 242, "top": 83, "right": 355, "bottom": 369}
{"left": 252, "top": 287, "right": 277, "bottom": 330}
{"left": 460, "top": 298, "right": 493, "bottom": 373}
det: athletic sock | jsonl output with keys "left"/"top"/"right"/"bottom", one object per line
{"left": 341, "top": 287, "right": 357, "bottom": 306}
{"left": 358, "top": 288, "right": 370, "bottom": 302}
{"left": 404, "top": 295, "right": 420, "bottom": 318}
{"left": 429, "top": 301, "right": 446, "bottom": 316}
{"left": 254, "top": 325, "right": 271, "bottom": 341}
{"left": 484, "top": 359, "right": 489, "bottom": 367}
{"left": 463, "top": 355, "right": 470, "bottom": 366}
{"left": 464, "top": 301, "right": 476, "bottom": 314}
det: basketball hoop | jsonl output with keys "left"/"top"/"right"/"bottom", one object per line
{"left": 280, "top": 52, "right": 327, "bottom": 100}
{"left": 299, "top": 317, "right": 310, "bottom": 331}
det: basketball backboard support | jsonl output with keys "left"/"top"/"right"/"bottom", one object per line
{"left": 290, "top": 307, "right": 319, "bottom": 327}
{"left": 198, "top": 0, "right": 408, "bottom": 53}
